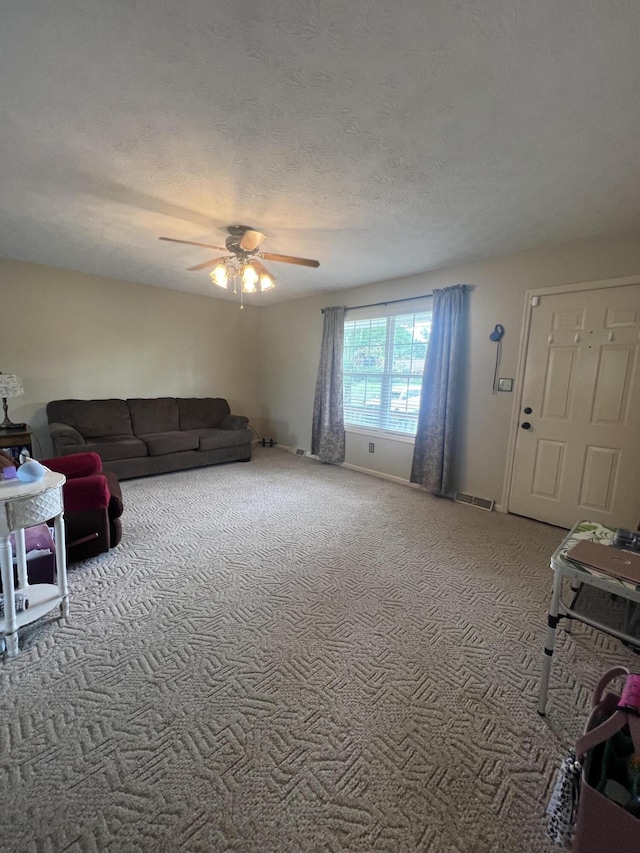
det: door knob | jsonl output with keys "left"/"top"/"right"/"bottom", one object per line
{"left": 521, "top": 422, "right": 531, "bottom": 430}
{"left": 523, "top": 407, "right": 532, "bottom": 414}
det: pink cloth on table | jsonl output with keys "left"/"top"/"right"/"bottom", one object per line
{"left": 9, "top": 523, "right": 55, "bottom": 555}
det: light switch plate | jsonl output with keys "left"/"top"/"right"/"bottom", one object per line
{"left": 498, "top": 378, "right": 513, "bottom": 392}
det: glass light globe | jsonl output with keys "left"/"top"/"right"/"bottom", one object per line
{"left": 259, "top": 273, "right": 275, "bottom": 292}
{"left": 242, "top": 264, "right": 258, "bottom": 293}
{"left": 211, "top": 264, "right": 228, "bottom": 289}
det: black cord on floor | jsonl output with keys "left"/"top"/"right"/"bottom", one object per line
{"left": 248, "top": 422, "right": 263, "bottom": 449}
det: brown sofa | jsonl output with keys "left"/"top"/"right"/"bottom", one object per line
{"left": 47, "top": 397, "right": 252, "bottom": 480}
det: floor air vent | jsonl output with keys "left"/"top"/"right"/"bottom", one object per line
{"left": 453, "top": 492, "right": 495, "bottom": 511}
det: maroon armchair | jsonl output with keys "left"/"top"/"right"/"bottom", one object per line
{"left": 41, "top": 452, "right": 123, "bottom": 560}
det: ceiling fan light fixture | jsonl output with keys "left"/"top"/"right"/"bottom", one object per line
{"left": 241, "top": 263, "right": 258, "bottom": 293}
{"left": 162, "top": 225, "right": 318, "bottom": 307}
{"left": 211, "top": 264, "right": 228, "bottom": 289}
{"left": 259, "top": 272, "right": 275, "bottom": 292}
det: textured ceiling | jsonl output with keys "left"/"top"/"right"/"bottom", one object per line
{"left": 1, "top": 1, "right": 639, "bottom": 304}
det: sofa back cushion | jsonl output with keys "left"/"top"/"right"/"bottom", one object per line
{"left": 47, "top": 399, "right": 133, "bottom": 438}
{"left": 178, "top": 398, "right": 231, "bottom": 430}
{"left": 127, "top": 398, "right": 179, "bottom": 435}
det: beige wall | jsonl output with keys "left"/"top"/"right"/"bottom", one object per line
{"left": 259, "top": 229, "right": 640, "bottom": 508}
{"left": 3, "top": 229, "right": 640, "bottom": 505}
{"left": 0, "top": 258, "right": 262, "bottom": 457}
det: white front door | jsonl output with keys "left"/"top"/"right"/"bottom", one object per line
{"left": 509, "top": 283, "right": 640, "bottom": 529}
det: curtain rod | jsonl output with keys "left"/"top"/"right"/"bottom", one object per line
{"left": 321, "top": 293, "right": 433, "bottom": 313}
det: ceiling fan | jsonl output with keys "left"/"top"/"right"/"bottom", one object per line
{"left": 159, "top": 224, "right": 319, "bottom": 306}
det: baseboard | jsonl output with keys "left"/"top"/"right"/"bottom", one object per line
{"left": 340, "top": 461, "right": 416, "bottom": 488}
{"left": 272, "top": 443, "right": 294, "bottom": 455}
{"left": 275, "top": 446, "right": 413, "bottom": 485}
{"left": 273, "top": 447, "right": 464, "bottom": 495}
{"left": 274, "top": 444, "right": 319, "bottom": 461}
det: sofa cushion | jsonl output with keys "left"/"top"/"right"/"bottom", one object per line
{"left": 81, "top": 436, "right": 148, "bottom": 461}
{"left": 47, "top": 399, "right": 133, "bottom": 439}
{"left": 193, "top": 427, "right": 253, "bottom": 451}
{"left": 127, "top": 398, "right": 179, "bottom": 435}
{"left": 42, "top": 452, "right": 103, "bottom": 479}
{"left": 220, "top": 414, "right": 250, "bottom": 430}
{"left": 62, "top": 474, "right": 111, "bottom": 512}
{"left": 178, "top": 398, "right": 230, "bottom": 430}
{"left": 139, "top": 431, "right": 199, "bottom": 457}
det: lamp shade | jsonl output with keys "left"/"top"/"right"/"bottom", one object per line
{"left": 0, "top": 374, "right": 24, "bottom": 398}
{"left": 242, "top": 264, "right": 258, "bottom": 292}
{"left": 211, "top": 265, "right": 228, "bottom": 289}
{"left": 207, "top": 256, "right": 277, "bottom": 306}
{"left": 259, "top": 273, "right": 275, "bottom": 292}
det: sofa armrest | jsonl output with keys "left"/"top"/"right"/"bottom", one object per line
{"left": 42, "top": 452, "right": 103, "bottom": 479}
{"left": 62, "top": 475, "right": 111, "bottom": 512}
{"left": 220, "top": 414, "right": 249, "bottom": 431}
{"left": 49, "top": 422, "right": 86, "bottom": 454}
{"left": 102, "top": 470, "right": 124, "bottom": 519}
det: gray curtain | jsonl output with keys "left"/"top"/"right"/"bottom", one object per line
{"left": 311, "top": 306, "right": 346, "bottom": 463}
{"left": 410, "top": 284, "right": 468, "bottom": 494}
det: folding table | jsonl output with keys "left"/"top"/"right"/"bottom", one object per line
{"left": 538, "top": 520, "right": 640, "bottom": 715}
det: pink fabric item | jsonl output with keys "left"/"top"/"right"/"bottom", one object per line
{"left": 10, "top": 523, "right": 55, "bottom": 555}
{"left": 618, "top": 673, "right": 640, "bottom": 712}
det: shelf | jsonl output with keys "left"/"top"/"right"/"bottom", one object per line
{"left": 1, "top": 473, "right": 68, "bottom": 656}
{"left": 0, "top": 584, "right": 63, "bottom": 633}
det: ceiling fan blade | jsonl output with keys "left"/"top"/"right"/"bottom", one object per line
{"left": 187, "top": 256, "right": 229, "bottom": 272}
{"left": 248, "top": 259, "right": 278, "bottom": 282}
{"left": 239, "top": 229, "right": 266, "bottom": 252}
{"left": 248, "top": 258, "right": 270, "bottom": 275}
{"left": 159, "top": 237, "right": 227, "bottom": 251}
{"left": 260, "top": 252, "right": 320, "bottom": 268}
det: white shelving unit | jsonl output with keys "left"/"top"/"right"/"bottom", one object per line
{"left": 0, "top": 470, "right": 69, "bottom": 656}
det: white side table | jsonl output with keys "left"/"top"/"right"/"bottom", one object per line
{"left": 538, "top": 519, "right": 640, "bottom": 715}
{"left": 0, "top": 470, "right": 69, "bottom": 657}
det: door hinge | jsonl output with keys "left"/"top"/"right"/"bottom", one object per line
{"left": 531, "top": 296, "right": 540, "bottom": 307}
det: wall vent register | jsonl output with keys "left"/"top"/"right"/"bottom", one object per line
{"left": 453, "top": 492, "right": 495, "bottom": 511}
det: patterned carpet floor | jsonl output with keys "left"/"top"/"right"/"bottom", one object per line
{"left": 1, "top": 448, "right": 637, "bottom": 852}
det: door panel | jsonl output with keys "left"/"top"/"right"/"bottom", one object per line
{"left": 542, "top": 347, "right": 578, "bottom": 419}
{"left": 531, "top": 440, "right": 565, "bottom": 499}
{"left": 591, "top": 346, "right": 634, "bottom": 424}
{"left": 606, "top": 306, "right": 638, "bottom": 327}
{"left": 509, "top": 284, "right": 640, "bottom": 529}
{"left": 579, "top": 446, "right": 618, "bottom": 510}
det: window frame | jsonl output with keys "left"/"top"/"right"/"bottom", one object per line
{"left": 342, "top": 304, "right": 432, "bottom": 439}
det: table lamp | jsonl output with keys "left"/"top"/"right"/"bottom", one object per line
{"left": 0, "top": 373, "right": 25, "bottom": 428}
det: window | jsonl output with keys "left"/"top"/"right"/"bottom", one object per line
{"left": 343, "top": 309, "right": 432, "bottom": 436}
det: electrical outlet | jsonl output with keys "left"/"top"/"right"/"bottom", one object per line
{"left": 368, "top": 443, "right": 375, "bottom": 453}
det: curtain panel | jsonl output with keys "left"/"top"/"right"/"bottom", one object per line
{"left": 311, "top": 306, "right": 346, "bottom": 463}
{"left": 410, "top": 284, "right": 468, "bottom": 494}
